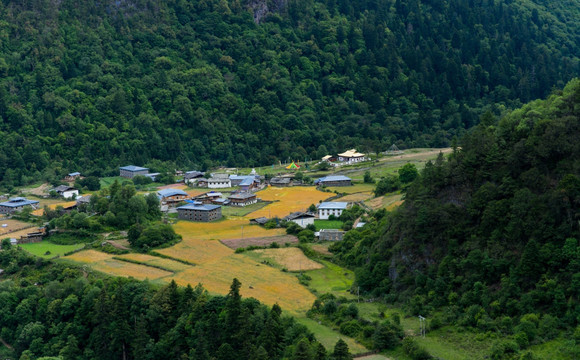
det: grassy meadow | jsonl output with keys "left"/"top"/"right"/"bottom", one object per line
{"left": 19, "top": 242, "right": 85, "bottom": 259}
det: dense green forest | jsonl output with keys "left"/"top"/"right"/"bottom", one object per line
{"left": 0, "top": 0, "right": 578, "bottom": 188}
{"left": 0, "top": 247, "right": 338, "bottom": 360}
{"left": 330, "top": 79, "right": 580, "bottom": 356}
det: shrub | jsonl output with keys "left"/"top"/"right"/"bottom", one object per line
{"left": 402, "top": 337, "right": 432, "bottom": 360}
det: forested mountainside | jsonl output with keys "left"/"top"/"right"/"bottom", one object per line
{"left": 331, "top": 79, "right": 580, "bottom": 336}
{"left": 0, "top": 0, "right": 578, "bottom": 187}
{"left": 0, "top": 248, "right": 324, "bottom": 360}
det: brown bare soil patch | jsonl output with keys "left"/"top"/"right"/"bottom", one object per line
{"left": 221, "top": 235, "right": 299, "bottom": 249}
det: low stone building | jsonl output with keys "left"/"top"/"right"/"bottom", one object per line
{"left": 270, "top": 177, "right": 293, "bottom": 187}
{"left": 317, "top": 202, "right": 348, "bottom": 220}
{"left": 177, "top": 204, "right": 222, "bottom": 222}
{"left": 315, "top": 175, "right": 352, "bottom": 187}
{"left": 228, "top": 192, "right": 257, "bottom": 207}
{"left": 0, "top": 197, "right": 40, "bottom": 214}
{"left": 317, "top": 229, "right": 345, "bottom": 241}
{"left": 120, "top": 165, "right": 149, "bottom": 178}
{"left": 284, "top": 212, "right": 316, "bottom": 228}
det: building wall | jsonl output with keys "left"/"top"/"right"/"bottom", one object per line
{"left": 177, "top": 208, "right": 222, "bottom": 222}
{"left": 319, "top": 231, "right": 344, "bottom": 241}
{"left": 291, "top": 217, "right": 315, "bottom": 228}
{"left": 230, "top": 197, "right": 257, "bottom": 207}
{"left": 62, "top": 190, "right": 79, "bottom": 199}
{"left": 0, "top": 205, "right": 27, "bottom": 214}
{"left": 320, "top": 180, "right": 352, "bottom": 187}
{"left": 318, "top": 208, "right": 344, "bottom": 220}
{"left": 120, "top": 169, "right": 149, "bottom": 178}
{"left": 208, "top": 180, "right": 231, "bottom": 188}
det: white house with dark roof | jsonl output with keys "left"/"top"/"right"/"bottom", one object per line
{"left": 228, "top": 192, "right": 257, "bottom": 206}
{"left": 52, "top": 185, "right": 79, "bottom": 199}
{"left": 317, "top": 202, "right": 348, "bottom": 220}
{"left": 284, "top": 212, "right": 316, "bottom": 228}
{"left": 0, "top": 197, "right": 40, "bottom": 214}
{"left": 120, "top": 165, "right": 149, "bottom": 178}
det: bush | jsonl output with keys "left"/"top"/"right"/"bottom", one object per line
{"left": 297, "top": 229, "right": 315, "bottom": 243}
{"left": 402, "top": 338, "right": 432, "bottom": 360}
{"left": 340, "top": 320, "right": 362, "bottom": 337}
{"left": 514, "top": 332, "right": 529, "bottom": 349}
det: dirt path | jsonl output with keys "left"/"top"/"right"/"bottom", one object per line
{"left": 380, "top": 147, "right": 452, "bottom": 162}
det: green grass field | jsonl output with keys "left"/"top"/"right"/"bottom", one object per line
{"left": 314, "top": 220, "right": 344, "bottom": 230}
{"left": 19, "top": 241, "right": 85, "bottom": 259}
{"left": 221, "top": 202, "right": 270, "bottom": 217}
{"left": 306, "top": 260, "right": 355, "bottom": 298}
{"left": 296, "top": 317, "right": 368, "bottom": 354}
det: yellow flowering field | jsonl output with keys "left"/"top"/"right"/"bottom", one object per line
{"left": 251, "top": 186, "right": 330, "bottom": 218}
{"left": 250, "top": 248, "right": 323, "bottom": 271}
{"left": 170, "top": 253, "right": 317, "bottom": 313}
{"left": 32, "top": 201, "right": 77, "bottom": 216}
{"left": 64, "top": 250, "right": 114, "bottom": 263}
{"left": 115, "top": 253, "right": 192, "bottom": 272}
{"left": 92, "top": 259, "right": 173, "bottom": 280}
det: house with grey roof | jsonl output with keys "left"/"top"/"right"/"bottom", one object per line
{"left": 317, "top": 202, "right": 348, "bottom": 219}
{"left": 270, "top": 177, "right": 293, "bottom": 187}
{"left": 177, "top": 204, "right": 222, "bottom": 222}
{"left": 52, "top": 185, "right": 79, "bottom": 199}
{"left": 208, "top": 174, "right": 232, "bottom": 188}
{"left": 314, "top": 175, "right": 352, "bottom": 187}
{"left": 228, "top": 192, "right": 257, "bottom": 207}
{"left": 284, "top": 212, "right": 316, "bottom": 228}
{"left": 157, "top": 188, "right": 190, "bottom": 205}
{"left": 120, "top": 165, "right": 149, "bottom": 178}
{"left": 0, "top": 197, "right": 40, "bottom": 214}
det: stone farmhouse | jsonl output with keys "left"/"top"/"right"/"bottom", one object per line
{"left": 120, "top": 165, "right": 149, "bottom": 178}
{"left": 228, "top": 192, "right": 257, "bottom": 207}
{"left": 0, "top": 197, "right": 39, "bottom": 214}
{"left": 177, "top": 203, "right": 222, "bottom": 222}
{"left": 314, "top": 175, "right": 352, "bottom": 187}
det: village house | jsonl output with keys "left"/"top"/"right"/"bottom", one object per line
{"left": 317, "top": 202, "right": 348, "bottom": 220}
{"left": 194, "top": 192, "right": 223, "bottom": 204}
{"left": 338, "top": 149, "right": 366, "bottom": 164}
{"left": 195, "top": 178, "right": 209, "bottom": 187}
{"left": 76, "top": 195, "right": 92, "bottom": 206}
{"left": 284, "top": 212, "right": 316, "bottom": 228}
{"left": 64, "top": 172, "right": 82, "bottom": 182}
{"left": 184, "top": 171, "right": 205, "bottom": 185}
{"left": 51, "top": 185, "right": 79, "bottom": 199}
{"left": 269, "top": 177, "right": 293, "bottom": 187}
{"left": 119, "top": 165, "right": 149, "bottom": 178}
{"left": 145, "top": 173, "right": 160, "bottom": 182}
{"left": 228, "top": 192, "right": 257, "bottom": 207}
{"left": 208, "top": 174, "right": 231, "bottom": 188}
{"left": 315, "top": 175, "right": 352, "bottom": 187}
{"left": 19, "top": 230, "right": 45, "bottom": 244}
{"left": 250, "top": 217, "right": 269, "bottom": 225}
{"left": 0, "top": 197, "right": 40, "bottom": 214}
{"left": 177, "top": 203, "right": 222, "bottom": 222}
{"left": 157, "top": 188, "right": 190, "bottom": 205}
{"left": 317, "top": 229, "right": 345, "bottom": 241}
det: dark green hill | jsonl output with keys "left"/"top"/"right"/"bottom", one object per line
{"left": 330, "top": 79, "right": 580, "bottom": 349}
{"left": 0, "top": 0, "right": 578, "bottom": 187}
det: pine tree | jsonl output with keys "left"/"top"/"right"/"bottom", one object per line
{"left": 331, "top": 339, "right": 352, "bottom": 360}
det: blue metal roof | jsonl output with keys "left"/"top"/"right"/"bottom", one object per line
{"left": 0, "top": 198, "right": 39, "bottom": 207}
{"left": 318, "top": 202, "right": 348, "bottom": 210}
{"left": 120, "top": 165, "right": 148, "bottom": 172}
{"left": 68, "top": 172, "right": 81, "bottom": 176}
{"left": 177, "top": 204, "right": 221, "bottom": 211}
{"left": 157, "top": 189, "right": 188, "bottom": 198}
{"left": 240, "top": 178, "right": 254, "bottom": 186}
{"left": 317, "top": 175, "right": 352, "bottom": 183}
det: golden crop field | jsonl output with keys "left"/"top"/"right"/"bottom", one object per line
{"left": 170, "top": 253, "right": 317, "bottom": 313}
{"left": 251, "top": 186, "right": 330, "bottom": 218}
{"left": 32, "top": 201, "right": 77, "bottom": 216}
{"left": 116, "top": 253, "right": 191, "bottom": 272}
{"left": 250, "top": 248, "right": 324, "bottom": 271}
{"left": 339, "top": 191, "right": 373, "bottom": 202}
{"left": 63, "top": 250, "right": 173, "bottom": 281}
{"left": 92, "top": 259, "right": 173, "bottom": 280}
{"left": 0, "top": 219, "right": 33, "bottom": 236}
{"left": 366, "top": 193, "right": 403, "bottom": 210}
{"left": 64, "top": 249, "right": 114, "bottom": 263}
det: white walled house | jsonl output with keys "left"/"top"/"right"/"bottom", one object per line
{"left": 52, "top": 185, "right": 79, "bottom": 199}
{"left": 318, "top": 202, "right": 348, "bottom": 220}
{"left": 284, "top": 212, "right": 316, "bottom": 228}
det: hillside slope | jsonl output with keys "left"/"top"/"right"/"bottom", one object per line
{"left": 0, "top": 0, "right": 578, "bottom": 187}
{"left": 331, "top": 79, "right": 580, "bottom": 334}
